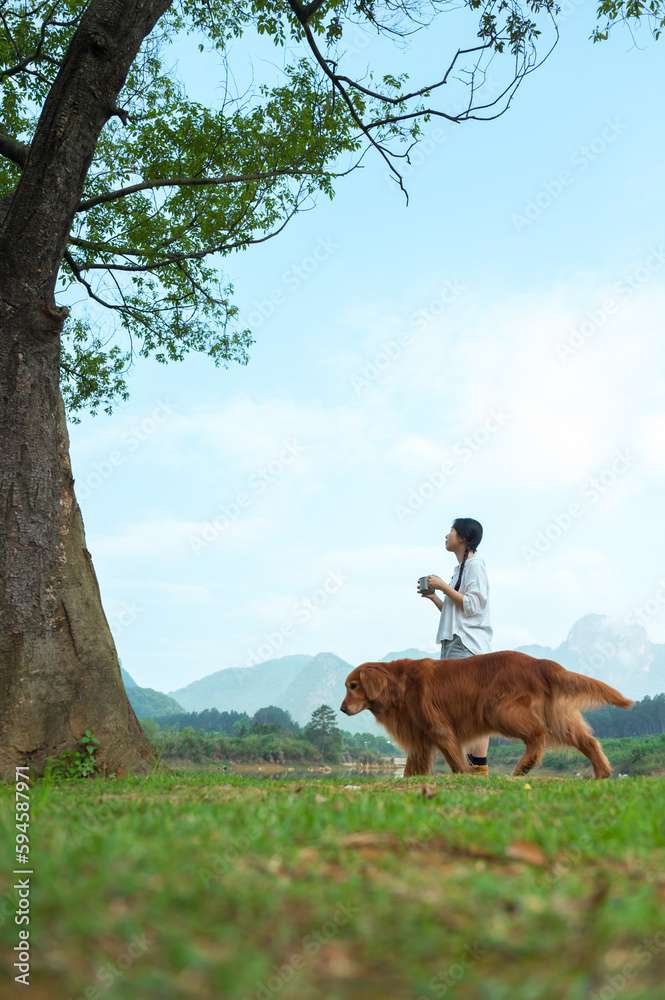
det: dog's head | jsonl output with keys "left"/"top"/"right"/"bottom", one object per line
{"left": 340, "top": 662, "right": 394, "bottom": 716}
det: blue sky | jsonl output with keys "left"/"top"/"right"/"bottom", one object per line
{"left": 68, "top": 6, "right": 665, "bottom": 693}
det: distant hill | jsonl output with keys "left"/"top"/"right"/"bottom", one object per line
{"left": 381, "top": 648, "right": 436, "bottom": 662}
{"left": 169, "top": 652, "right": 390, "bottom": 733}
{"left": 169, "top": 655, "right": 311, "bottom": 714}
{"left": 130, "top": 613, "right": 665, "bottom": 733}
{"left": 121, "top": 668, "right": 183, "bottom": 719}
{"left": 278, "top": 652, "right": 368, "bottom": 731}
{"left": 516, "top": 613, "right": 665, "bottom": 700}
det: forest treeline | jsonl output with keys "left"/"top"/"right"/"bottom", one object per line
{"left": 585, "top": 692, "right": 665, "bottom": 737}
{"left": 148, "top": 692, "right": 665, "bottom": 742}
{"left": 143, "top": 704, "right": 397, "bottom": 764}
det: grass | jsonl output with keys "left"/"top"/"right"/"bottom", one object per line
{"left": 1, "top": 769, "right": 664, "bottom": 999}
{"left": 143, "top": 726, "right": 665, "bottom": 777}
{"left": 481, "top": 733, "right": 665, "bottom": 777}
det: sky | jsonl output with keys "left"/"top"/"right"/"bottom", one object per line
{"left": 67, "top": 4, "right": 665, "bottom": 693}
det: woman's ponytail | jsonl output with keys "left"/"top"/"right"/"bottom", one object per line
{"left": 451, "top": 517, "right": 483, "bottom": 592}
{"left": 454, "top": 546, "right": 470, "bottom": 592}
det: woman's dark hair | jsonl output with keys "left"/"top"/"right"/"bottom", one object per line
{"left": 452, "top": 517, "right": 483, "bottom": 592}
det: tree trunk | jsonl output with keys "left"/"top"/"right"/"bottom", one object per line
{"left": 0, "top": 0, "right": 173, "bottom": 778}
{"left": 0, "top": 303, "right": 155, "bottom": 778}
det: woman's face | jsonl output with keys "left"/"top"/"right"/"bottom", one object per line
{"left": 444, "top": 527, "right": 461, "bottom": 550}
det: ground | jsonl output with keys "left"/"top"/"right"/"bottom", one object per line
{"left": 1, "top": 769, "right": 664, "bottom": 999}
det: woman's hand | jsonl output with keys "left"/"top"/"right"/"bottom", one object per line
{"left": 418, "top": 585, "right": 444, "bottom": 611}
{"left": 422, "top": 573, "right": 462, "bottom": 610}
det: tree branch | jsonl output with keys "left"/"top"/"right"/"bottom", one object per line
{"left": 333, "top": 43, "right": 492, "bottom": 107}
{"left": 67, "top": 195, "right": 304, "bottom": 273}
{"left": 0, "top": 0, "right": 172, "bottom": 299}
{"left": 285, "top": 0, "right": 559, "bottom": 203}
{"left": 76, "top": 163, "right": 355, "bottom": 213}
{"left": 286, "top": 0, "right": 413, "bottom": 202}
{"left": 0, "top": 129, "right": 29, "bottom": 167}
{"left": 0, "top": 3, "right": 56, "bottom": 82}
{"left": 288, "top": 0, "right": 328, "bottom": 25}
{"left": 63, "top": 249, "right": 118, "bottom": 311}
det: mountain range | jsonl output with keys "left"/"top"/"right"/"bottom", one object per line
{"left": 121, "top": 668, "right": 184, "bottom": 718}
{"left": 120, "top": 615, "right": 665, "bottom": 732}
{"left": 517, "top": 614, "right": 664, "bottom": 700}
{"left": 168, "top": 651, "right": 424, "bottom": 734}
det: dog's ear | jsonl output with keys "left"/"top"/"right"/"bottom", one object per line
{"left": 359, "top": 665, "right": 389, "bottom": 701}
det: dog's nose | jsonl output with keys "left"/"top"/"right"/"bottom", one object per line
{"left": 340, "top": 703, "right": 349, "bottom": 714}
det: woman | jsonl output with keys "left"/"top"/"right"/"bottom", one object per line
{"left": 420, "top": 517, "right": 493, "bottom": 775}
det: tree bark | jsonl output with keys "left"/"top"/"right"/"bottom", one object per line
{"left": 0, "top": 0, "right": 172, "bottom": 778}
{"left": 0, "top": 311, "right": 154, "bottom": 777}
{"left": 1, "top": 0, "right": 172, "bottom": 299}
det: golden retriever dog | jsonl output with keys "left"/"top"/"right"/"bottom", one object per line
{"left": 340, "top": 652, "right": 633, "bottom": 778}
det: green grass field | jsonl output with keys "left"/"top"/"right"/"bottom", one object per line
{"left": 2, "top": 769, "right": 664, "bottom": 999}
{"left": 475, "top": 734, "right": 665, "bottom": 777}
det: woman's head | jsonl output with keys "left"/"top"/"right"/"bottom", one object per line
{"left": 445, "top": 517, "right": 483, "bottom": 554}
{"left": 445, "top": 519, "right": 483, "bottom": 590}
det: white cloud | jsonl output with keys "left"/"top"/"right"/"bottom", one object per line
{"left": 636, "top": 412, "right": 665, "bottom": 480}
{"left": 75, "top": 276, "right": 665, "bottom": 517}
{"left": 72, "top": 269, "right": 665, "bottom": 686}
{"left": 152, "top": 582, "right": 215, "bottom": 603}
{"left": 89, "top": 515, "right": 270, "bottom": 559}
{"left": 346, "top": 277, "right": 665, "bottom": 497}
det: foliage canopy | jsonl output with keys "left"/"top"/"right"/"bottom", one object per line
{"left": 1, "top": 0, "right": 660, "bottom": 416}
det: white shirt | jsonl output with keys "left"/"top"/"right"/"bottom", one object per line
{"left": 435, "top": 552, "right": 493, "bottom": 655}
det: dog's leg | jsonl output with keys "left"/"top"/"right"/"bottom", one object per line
{"left": 434, "top": 734, "right": 472, "bottom": 774}
{"left": 491, "top": 701, "right": 547, "bottom": 777}
{"left": 567, "top": 716, "right": 612, "bottom": 779}
{"left": 403, "top": 744, "right": 435, "bottom": 777}
{"left": 439, "top": 747, "right": 457, "bottom": 772}
{"left": 512, "top": 732, "right": 547, "bottom": 776}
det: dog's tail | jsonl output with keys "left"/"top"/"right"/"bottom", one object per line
{"left": 545, "top": 662, "right": 634, "bottom": 710}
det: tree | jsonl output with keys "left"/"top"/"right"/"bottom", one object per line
{"left": 592, "top": 1, "right": 665, "bottom": 42}
{"left": 304, "top": 704, "right": 342, "bottom": 760}
{"left": 252, "top": 706, "right": 298, "bottom": 733}
{"left": 231, "top": 719, "right": 252, "bottom": 738}
{"left": 586, "top": 692, "right": 665, "bottom": 738}
{"left": 0, "top": 0, "right": 648, "bottom": 778}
